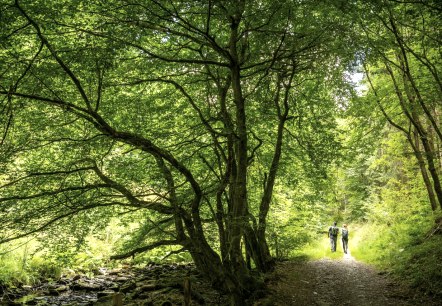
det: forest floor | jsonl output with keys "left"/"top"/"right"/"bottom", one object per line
{"left": 255, "top": 253, "right": 441, "bottom": 306}
{"left": 3, "top": 254, "right": 442, "bottom": 305}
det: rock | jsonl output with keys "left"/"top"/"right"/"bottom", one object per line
{"left": 97, "top": 290, "right": 116, "bottom": 298}
{"left": 96, "top": 268, "right": 108, "bottom": 275}
{"left": 114, "top": 276, "right": 129, "bottom": 282}
{"left": 108, "top": 268, "right": 123, "bottom": 275}
{"left": 120, "top": 281, "right": 137, "bottom": 293}
{"left": 22, "top": 285, "right": 33, "bottom": 290}
{"left": 14, "top": 294, "right": 39, "bottom": 305}
{"left": 136, "top": 282, "right": 158, "bottom": 292}
{"left": 95, "top": 275, "right": 107, "bottom": 279}
{"left": 55, "top": 285, "right": 69, "bottom": 292}
{"left": 46, "top": 289, "right": 57, "bottom": 296}
{"left": 73, "top": 280, "right": 102, "bottom": 291}
{"left": 6, "top": 263, "right": 230, "bottom": 306}
{"left": 48, "top": 288, "right": 60, "bottom": 296}
{"left": 108, "top": 283, "right": 120, "bottom": 291}
{"left": 135, "top": 275, "right": 151, "bottom": 283}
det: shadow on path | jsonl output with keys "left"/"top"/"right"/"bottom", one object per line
{"left": 255, "top": 254, "right": 439, "bottom": 306}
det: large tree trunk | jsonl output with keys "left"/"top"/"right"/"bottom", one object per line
{"left": 254, "top": 71, "right": 295, "bottom": 271}
{"left": 222, "top": 5, "right": 263, "bottom": 303}
{"left": 157, "top": 151, "right": 255, "bottom": 303}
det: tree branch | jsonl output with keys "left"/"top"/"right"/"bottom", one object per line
{"left": 110, "top": 240, "right": 180, "bottom": 260}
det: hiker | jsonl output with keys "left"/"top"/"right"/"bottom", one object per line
{"left": 328, "top": 221, "right": 339, "bottom": 252}
{"left": 342, "top": 224, "right": 349, "bottom": 254}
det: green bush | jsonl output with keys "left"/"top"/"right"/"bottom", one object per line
{"left": 393, "top": 234, "right": 442, "bottom": 297}
{"left": 351, "top": 219, "right": 442, "bottom": 298}
{"left": 0, "top": 242, "right": 61, "bottom": 286}
{"left": 28, "top": 257, "right": 62, "bottom": 280}
{"left": 0, "top": 254, "right": 33, "bottom": 286}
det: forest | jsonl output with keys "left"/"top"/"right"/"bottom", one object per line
{"left": 0, "top": 0, "right": 441, "bottom": 305}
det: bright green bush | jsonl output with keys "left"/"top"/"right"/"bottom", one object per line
{"left": 0, "top": 241, "right": 61, "bottom": 286}
{"left": 0, "top": 252, "right": 34, "bottom": 286}
{"left": 28, "top": 257, "right": 61, "bottom": 281}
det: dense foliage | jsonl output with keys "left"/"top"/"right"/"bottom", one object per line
{"left": 0, "top": 0, "right": 440, "bottom": 303}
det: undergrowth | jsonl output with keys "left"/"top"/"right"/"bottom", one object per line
{"left": 0, "top": 241, "right": 61, "bottom": 286}
{"left": 351, "top": 219, "right": 442, "bottom": 298}
{"left": 397, "top": 234, "right": 442, "bottom": 297}
{"left": 294, "top": 232, "right": 345, "bottom": 260}
{"left": 294, "top": 218, "right": 442, "bottom": 299}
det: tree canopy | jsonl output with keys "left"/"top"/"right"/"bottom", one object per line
{"left": 1, "top": 0, "right": 441, "bottom": 304}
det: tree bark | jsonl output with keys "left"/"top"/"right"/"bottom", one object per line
{"left": 388, "top": 13, "right": 442, "bottom": 143}
{"left": 410, "top": 130, "right": 438, "bottom": 211}
{"left": 364, "top": 63, "right": 439, "bottom": 212}
{"left": 385, "top": 62, "right": 442, "bottom": 209}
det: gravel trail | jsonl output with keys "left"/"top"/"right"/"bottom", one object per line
{"left": 257, "top": 254, "right": 440, "bottom": 306}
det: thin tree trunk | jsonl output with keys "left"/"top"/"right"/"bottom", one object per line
{"left": 364, "top": 63, "right": 439, "bottom": 211}
{"left": 410, "top": 130, "right": 438, "bottom": 211}
{"left": 385, "top": 62, "right": 442, "bottom": 209}
{"left": 246, "top": 69, "right": 295, "bottom": 272}
{"left": 388, "top": 14, "right": 442, "bottom": 143}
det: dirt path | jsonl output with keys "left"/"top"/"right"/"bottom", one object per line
{"left": 256, "top": 254, "right": 440, "bottom": 306}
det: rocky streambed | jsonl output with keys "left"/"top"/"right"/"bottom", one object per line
{"left": 0, "top": 263, "right": 229, "bottom": 305}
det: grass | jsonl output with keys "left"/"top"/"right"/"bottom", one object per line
{"left": 294, "top": 234, "right": 346, "bottom": 261}
{"left": 390, "top": 234, "right": 442, "bottom": 297}
{"left": 2, "top": 218, "right": 440, "bottom": 300}
{"left": 0, "top": 241, "right": 57, "bottom": 286}
{"left": 293, "top": 220, "right": 442, "bottom": 299}
{"left": 341, "top": 221, "right": 442, "bottom": 298}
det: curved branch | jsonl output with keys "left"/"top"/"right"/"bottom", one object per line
{"left": 0, "top": 91, "right": 92, "bottom": 120}
{"left": 0, "top": 166, "right": 95, "bottom": 189}
{"left": 0, "top": 90, "right": 202, "bottom": 206}
{"left": 91, "top": 162, "right": 174, "bottom": 214}
{"left": 15, "top": 0, "right": 93, "bottom": 111}
{"left": 118, "top": 78, "right": 228, "bottom": 137}
{"left": 363, "top": 63, "right": 408, "bottom": 134}
{"left": 77, "top": 26, "right": 229, "bottom": 67}
{"left": 110, "top": 240, "right": 180, "bottom": 260}
{"left": 0, "top": 184, "right": 110, "bottom": 203}
{"left": 247, "top": 129, "right": 263, "bottom": 164}
{"left": 387, "top": 12, "right": 442, "bottom": 141}
{"left": 0, "top": 201, "right": 122, "bottom": 244}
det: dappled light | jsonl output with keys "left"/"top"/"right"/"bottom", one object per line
{"left": 0, "top": 0, "right": 441, "bottom": 305}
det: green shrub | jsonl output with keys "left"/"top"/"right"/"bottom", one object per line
{"left": 28, "top": 257, "right": 62, "bottom": 280}
{"left": 350, "top": 219, "right": 442, "bottom": 297}
{"left": 0, "top": 242, "right": 37, "bottom": 286}
{"left": 393, "top": 234, "right": 442, "bottom": 297}
{"left": 0, "top": 254, "right": 33, "bottom": 286}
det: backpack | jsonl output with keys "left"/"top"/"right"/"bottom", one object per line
{"left": 342, "top": 229, "right": 348, "bottom": 239}
{"left": 330, "top": 226, "right": 339, "bottom": 236}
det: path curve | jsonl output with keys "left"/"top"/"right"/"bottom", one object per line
{"left": 256, "top": 255, "right": 439, "bottom": 306}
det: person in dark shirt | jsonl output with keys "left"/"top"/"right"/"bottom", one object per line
{"left": 328, "top": 221, "right": 339, "bottom": 252}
